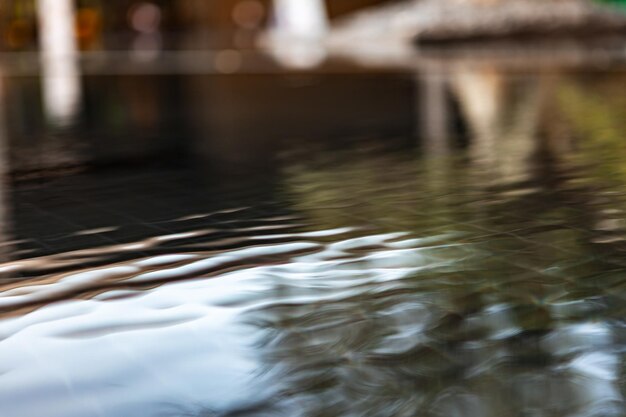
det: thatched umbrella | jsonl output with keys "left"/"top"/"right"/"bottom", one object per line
{"left": 329, "top": 0, "right": 626, "bottom": 46}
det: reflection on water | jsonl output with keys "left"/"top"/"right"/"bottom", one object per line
{"left": 0, "top": 65, "right": 625, "bottom": 417}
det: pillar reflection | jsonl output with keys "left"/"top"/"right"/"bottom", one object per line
{"left": 418, "top": 68, "right": 451, "bottom": 156}
{"left": 0, "top": 71, "right": 13, "bottom": 268}
{"left": 450, "top": 66, "right": 545, "bottom": 185}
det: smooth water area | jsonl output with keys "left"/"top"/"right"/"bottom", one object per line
{"left": 0, "top": 67, "right": 626, "bottom": 417}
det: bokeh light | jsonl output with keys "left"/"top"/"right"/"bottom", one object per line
{"left": 128, "top": 2, "right": 162, "bottom": 34}
{"left": 232, "top": 0, "right": 266, "bottom": 30}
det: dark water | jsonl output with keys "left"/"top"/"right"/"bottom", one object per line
{"left": 1, "top": 64, "right": 626, "bottom": 417}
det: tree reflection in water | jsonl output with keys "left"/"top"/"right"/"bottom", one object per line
{"left": 201, "top": 70, "right": 626, "bottom": 417}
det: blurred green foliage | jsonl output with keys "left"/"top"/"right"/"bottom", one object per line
{"left": 597, "top": 0, "right": 626, "bottom": 10}
{"left": 557, "top": 75, "right": 626, "bottom": 185}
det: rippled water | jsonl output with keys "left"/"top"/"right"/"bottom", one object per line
{"left": 1, "top": 69, "right": 626, "bottom": 417}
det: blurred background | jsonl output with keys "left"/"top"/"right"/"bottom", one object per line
{"left": 0, "top": 0, "right": 625, "bottom": 181}
{"left": 0, "top": 0, "right": 393, "bottom": 52}
{"left": 0, "top": 0, "right": 412, "bottom": 178}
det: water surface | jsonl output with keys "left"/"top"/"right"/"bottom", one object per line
{"left": 0, "top": 65, "right": 625, "bottom": 417}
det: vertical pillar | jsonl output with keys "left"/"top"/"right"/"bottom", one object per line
{"left": 272, "top": 0, "right": 328, "bottom": 40}
{"left": 418, "top": 68, "right": 450, "bottom": 156}
{"left": 36, "top": 0, "right": 82, "bottom": 126}
{"left": 266, "top": 0, "right": 329, "bottom": 68}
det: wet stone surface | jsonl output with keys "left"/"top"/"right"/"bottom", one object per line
{"left": 0, "top": 69, "right": 625, "bottom": 417}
